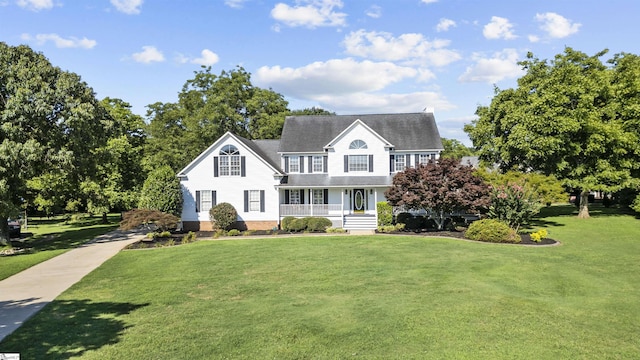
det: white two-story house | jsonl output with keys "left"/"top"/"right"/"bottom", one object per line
{"left": 178, "top": 112, "right": 443, "bottom": 231}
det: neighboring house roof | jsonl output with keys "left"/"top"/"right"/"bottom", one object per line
{"left": 279, "top": 112, "right": 443, "bottom": 153}
{"left": 280, "top": 174, "right": 394, "bottom": 188}
{"left": 460, "top": 156, "right": 480, "bottom": 168}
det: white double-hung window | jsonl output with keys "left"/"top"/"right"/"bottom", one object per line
{"left": 395, "top": 154, "right": 406, "bottom": 172}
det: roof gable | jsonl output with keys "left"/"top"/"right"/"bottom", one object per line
{"left": 178, "top": 132, "right": 283, "bottom": 177}
{"left": 323, "top": 119, "right": 393, "bottom": 150}
{"left": 279, "top": 112, "right": 443, "bottom": 153}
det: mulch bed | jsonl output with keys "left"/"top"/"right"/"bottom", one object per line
{"left": 391, "top": 229, "right": 558, "bottom": 245}
{"left": 124, "top": 229, "right": 557, "bottom": 249}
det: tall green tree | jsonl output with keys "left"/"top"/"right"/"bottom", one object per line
{"left": 95, "top": 97, "right": 147, "bottom": 211}
{"left": 145, "top": 66, "right": 289, "bottom": 171}
{"left": 440, "top": 138, "right": 474, "bottom": 160}
{"left": 0, "top": 42, "right": 108, "bottom": 241}
{"left": 465, "top": 48, "right": 640, "bottom": 218}
{"left": 138, "top": 165, "right": 183, "bottom": 217}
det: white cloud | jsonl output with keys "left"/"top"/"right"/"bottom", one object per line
{"left": 313, "top": 91, "right": 455, "bottom": 114}
{"left": 458, "top": 49, "right": 524, "bottom": 83}
{"left": 255, "top": 58, "right": 416, "bottom": 97}
{"left": 483, "top": 16, "right": 517, "bottom": 40}
{"left": 436, "top": 18, "right": 456, "bottom": 32}
{"left": 191, "top": 49, "right": 220, "bottom": 66}
{"left": 224, "top": 0, "right": 246, "bottom": 9}
{"left": 271, "top": 0, "right": 347, "bottom": 28}
{"left": 421, "top": 0, "right": 438, "bottom": 3}
{"left": 342, "top": 29, "right": 461, "bottom": 67}
{"left": 131, "top": 46, "right": 164, "bottom": 63}
{"left": 535, "top": 12, "right": 581, "bottom": 38}
{"left": 255, "top": 57, "right": 455, "bottom": 113}
{"left": 528, "top": 34, "right": 540, "bottom": 43}
{"left": 111, "top": 0, "right": 143, "bottom": 15}
{"left": 16, "top": 0, "right": 53, "bottom": 11}
{"left": 365, "top": 5, "right": 381, "bottom": 19}
{"left": 20, "top": 33, "right": 97, "bottom": 49}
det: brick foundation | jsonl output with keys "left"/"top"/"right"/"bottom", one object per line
{"left": 182, "top": 220, "right": 278, "bottom": 232}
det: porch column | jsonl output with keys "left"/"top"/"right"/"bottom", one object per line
{"left": 341, "top": 188, "right": 345, "bottom": 228}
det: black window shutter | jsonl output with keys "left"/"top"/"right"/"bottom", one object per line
{"left": 415, "top": 154, "right": 420, "bottom": 167}
{"left": 301, "top": 190, "right": 305, "bottom": 204}
{"left": 308, "top": 156, "right": 313, "bottom": 173}
{"left": 284, "top": 156, "right": 289, "bottom": 173}
{"left": 195, "top": 191, "right": 201, "bottom": 212}
{"left": 406, "top": 154, "right": 411, "bottom": 168}
{"left": 213, "top": 157, "right": 219, "bottom": 177}
{"left": 285, "top": 189, "right": 290, "bottom": 204}
{"left": 369, "top": 155, "right": 374, "bottom": 172}
{"left": 241, "top": 156, "right": 246, "bottom": 177}
{"left": 212, "top": 191, "right": 217, "bottom": 206}
{"left": 344, "top": 155, "right": 349, "bottom": 172}
{"left": 323, "top": 189, "right": 328, "bottom": 204}
{"left": 389, "top": 155, "right": 395, "bottom": 172}
{"left": 244, "top": 190, "right": 249, "bottom": 212}
{"left": 260, "top": 190, "right": 265, "bottom": 212}
{"left": 323, "top": 156, "right": 328, "bottom": 173}
{"left": 299, "top": 156, "right": 304, "bottom": 173}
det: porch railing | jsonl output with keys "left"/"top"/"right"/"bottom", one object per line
{"left": 280, "top": 204, "right": 343, "bottom": 217}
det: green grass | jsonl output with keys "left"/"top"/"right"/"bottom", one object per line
{"left": 2, "top": 205, "right": 639, "bottom": 359}
{"left": 0, "top": 215, "right": 120, "bottom": 280}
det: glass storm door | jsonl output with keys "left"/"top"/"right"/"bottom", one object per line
{"left": 353, "top": 188, "right": 365, "bottom": 213}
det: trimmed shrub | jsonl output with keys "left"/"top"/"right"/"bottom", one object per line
{"left": 281, "top": 216, "right": 296, "bottom": 231}
{"left": 465, "top": 219, "right": 519, "bottom": 243}
{"left": 404, "top": 215, "right": 424, "bottom": 231}
{"left": 395, "top": 212, "right": 413, "bottom": 226}
{"left": 326, "top": 227, "right": 347, "bottom": 233}
{"left": 288, "top": 218, "right": 308, "bottom": 232}
{"left": 377, "top": 202, "right": 393, "bottom": 226}
{"left": 306, "top": 217, "right": 332, "bottom": 232}
{"left": 227, "top": 229, "right": 241, "bottom": 236}
{"left": 120, "top": 209, "right": 180, "bottom": 232}
{"left": 209, "top": 202, "right": 238, "bottom": 231}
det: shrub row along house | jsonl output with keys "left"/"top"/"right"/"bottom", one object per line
{"left": 178, "top": 112, "right": 444, "bottom": 231}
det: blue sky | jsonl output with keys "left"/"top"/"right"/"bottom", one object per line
{"left": 1, "top": 0, "right": 638, "bottom": 144}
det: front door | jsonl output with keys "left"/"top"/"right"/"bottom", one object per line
{"left": 353, "top": 188, "right": 366, "bottom": 214}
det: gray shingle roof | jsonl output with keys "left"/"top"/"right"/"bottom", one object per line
{"left": 234, "top": 136, "right": 282, "bottom": 173}
{"left": 280, "top": 174, "right": 394, "bottom": 188}
{"left": 278, "top": 112, "right": 443, "bottom": 153}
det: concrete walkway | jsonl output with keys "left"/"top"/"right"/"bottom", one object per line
{"left": 0, "top": 230, "right": 145, "bottom": 342}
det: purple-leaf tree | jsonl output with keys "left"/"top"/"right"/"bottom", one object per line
{"left": 385, "top": 158, "right": 491, "bottom": 230}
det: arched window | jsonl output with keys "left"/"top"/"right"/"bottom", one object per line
{"left": 219, "top": 145, "right": 241, "bottom": 176}
{"left": 349, "top": 139, "right": 368, "bottom": 149}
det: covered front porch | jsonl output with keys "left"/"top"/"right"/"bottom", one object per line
{"left": 278, "top": 188, "right": 382, "bottom": 229}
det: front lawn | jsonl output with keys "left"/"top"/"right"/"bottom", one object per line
{"left": 2, "top": 205, "right": 639, "bottom": 359}
{"left": 0, "top": 215, "right": 120, "bottom": 280}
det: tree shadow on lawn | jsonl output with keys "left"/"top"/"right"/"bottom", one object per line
{"left": 0, "top": 299, "right": 148, "bottom": 359}
{"left": 529, "top": 203, "right": 634, "bottom": 228}
{"left": 18, "top": 226, "right": 120, "bottom": 252}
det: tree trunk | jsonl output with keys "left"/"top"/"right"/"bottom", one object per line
{"left": 0, "top": 218, "right": 9, "bottom": 246}
{"left": 102, "top": 212, "right": 108, "bottom": 224}
{"left": 577, "top": 190, "right": 590, "bottom": 219}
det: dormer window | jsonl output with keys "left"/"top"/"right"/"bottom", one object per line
{"left": 349, "top": 139, "right": 368, "bottom": 149}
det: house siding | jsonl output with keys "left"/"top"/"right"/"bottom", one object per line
{"left": 180, "top": 134, "right": 280, "bottom": 230}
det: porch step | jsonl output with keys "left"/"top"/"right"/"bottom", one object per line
{"left": 343, "top": 215, "right": 377, "bottom": 231}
